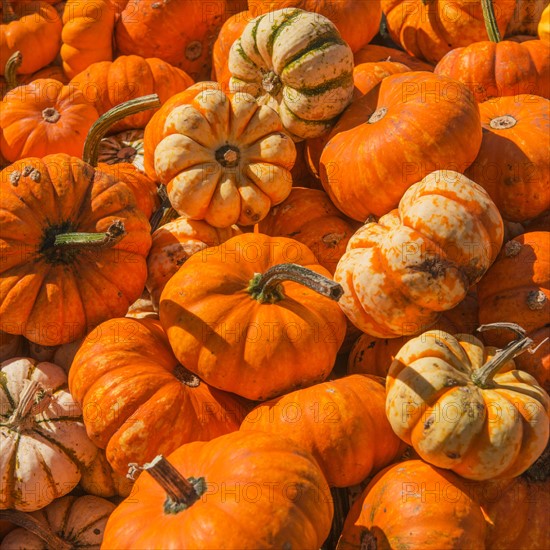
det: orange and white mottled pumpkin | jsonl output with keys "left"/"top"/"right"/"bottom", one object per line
{"left": 334, "top": 171, "right": 503, "bottom": 337}
{"left": 228, "top": 8, "right": 354, "bottom": 139}
{"left": 146, "top": 82, "right": 296, "bottom": 228}
{"left": 0, "top": 357, "right": 98, "bottom": 511}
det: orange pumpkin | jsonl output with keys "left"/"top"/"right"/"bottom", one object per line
{"left": 60, "top": 0, "right": 116, "bottom": 78}
{"left": 240, "top": 374, "right": 403, "bottom": 487}
{"left": 0, "top": 154, "right": 151, "bottom": 346}
{"left": 465, "top": 95, "right": 550, "bottom": 222}
{"left": 69, "top": 317, "right": 250, "bottom": 476}
{"left": 434, "top": 40, "right": 550, "bottom": 101}
{"left": 353, "top": 43, "right": 435, "bottom": 72}
{"left": 334, "top": 171, "right": 503, "bottom": 338}
{"left": 477, "top": 232, "right": 550, "bottom": 347}
{"left": 102, "top": 432, "right": 334, "bottom": 548}
{"left": 0, "top": 1, "right": 62, "bottom": 76}
{"left": 160, "top": 233, "right": 347, "bottom": 401}
{"left": 539, "top": 3, "right": 550, "bottom": 41}
{"left": 317, "top": 72, "right": 482, "bottom": 221}
{"left": 352, "top": 60, "right": 412, "bottom": 99}
{"left": 257, "top": 187, "right": 360, "bottom": 274}
{"left": 147, "top": 217, "right": 242, "bottom": 309}
{"left": 0, "top": 79, "right": 99, "bottom": 162}
{"left": 70, "top": 55, "right": 194, "bottom": 133}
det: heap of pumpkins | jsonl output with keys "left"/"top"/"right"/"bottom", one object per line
{"left": 0, "top": 0, "right": 549, "bottom": 548}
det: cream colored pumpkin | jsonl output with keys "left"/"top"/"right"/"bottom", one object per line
{"left": 152, "top": 84, "right": 296, "bottom": 227}
{"left": 385, "top": 328, "right": 549, "bottom": 480}
{"left": 98, "top": 129, "right": 145, "bottom": 172}
{"left": 334, "top": 171, "right": 503, "bottom": 337}
{"left": 228, "top": 8, "right": 354, "bottom": 140}
{"left": 0, "top": 358, "right": 98, "bottom": 511}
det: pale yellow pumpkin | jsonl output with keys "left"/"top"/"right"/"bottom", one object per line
{"left": 228, "top": 8, "right": 354, "bottom": 140}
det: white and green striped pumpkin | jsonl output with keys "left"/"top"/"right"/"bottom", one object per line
{"left": 0, "top": 358, "right": 98, "bottom": 512}
{"left": 228, "top": 8, "right": 354, "bottom": 140}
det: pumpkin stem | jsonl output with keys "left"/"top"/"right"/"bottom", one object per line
{"left": 127, "top": 455, "right": 207, "bottom": 514}
{"left": 4, "top": 50, "right": 21, "bottom": 91}
{"left": 262, "top": 70, "right": 282, "bottom": 96}
{"left": 52, "top": 220, "right": 126, "bottom": 249}
{"left": 472, "top": 323, "right": 533, "bottom": 388}
{"left": 247, "top": 263, "right": 344, "bottom": 304}
{"left": 0, "top": 510, "right": 72, "bottom": 550}
{"left": 149, "top": 186, "right": 178, "bottom": 232}
{"left": 173, "top": 364, "right": 201, "bottom": 387}
{"left": 6, "top": 380, "right": 53, "bottom": 429}
{"left": 82, "top": 94, "right": 161, "bottom": 166}
{"left": 481, "top": 0, "right": 501, "bottom": 43}
{"left": 1, "top": 0, "right": 18, "bottom": 23}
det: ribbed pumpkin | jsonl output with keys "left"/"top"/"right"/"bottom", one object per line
{"left": 228, "top": 8, "right": 355, "bottom": 139}
{"left": 386, "top": 326, "right": 549, "bottom": 480}
{"left": 79, "top": 449, "right": 134, "bottom": 499}
{"left": 436, "top": 39, "right": 549, "bottom": 101}
{"left": 352, "top": 61, "right": 412, "bottom": 99}
{"left": 0, "top": 79, "right": 99, "bottom": 162}
{"left": 247, "top": 0, "right": 382, "bottom": 53}
{"left": 0, "top": 1, "right": 62, "bottom": 76}
{"left": 69, "top": 317, "right": 250, "bottom": 476}
{"left": 353, "top": 43, "right": 435, "bottom": 71}
{"left": 465, "top": 95, "right": 549, "bottom": 222}
{"left": 334, "top": 171, "right": 503, "bottom": 338}
{"left": 147, "top": 217, "right": 242, "bottom": 309}
{"left": 0, "top": 357, "right": 98, "bottom": 511}
{"left": 336, "top": 460, "right": 488, "bottom": 549}
{"left": 0, "top": 495, "right": 115, "bottom": 549}
{"left": 102, "top": 432, "right": 333, "bottom": 549}
{"left": 477, "top": 232, "right": 550, "bottom": 346}
{"left": 257, "top": 187, "right": 360, "bottom": 274}
{"left": 0, "top": 154, "right": 151, "bottom": 346}
{"left": 317, "top": 72, "right": 482, "bottom": 222}
{"left": 145, "top": 83, "right": 296, "bottom": 228}
{"left": 240, "top": 374, "right": 403, "bottom": 487}
{"left": 159, "top": 232, "right": 347, "bottom": 401}
{"left": 60, "top": 0, "right": 116, "bottom": 78}
{"left": 70, "top": 55, "right": 194, "bottom": 133}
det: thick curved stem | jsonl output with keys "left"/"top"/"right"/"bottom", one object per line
{"left": 247, "top": 263, "right": 343, "bottom": 304}
{"left": 0, "top": 510, "right": 72, "bottom": 550}
{"left": 6, "top": 380, "right": 52, "bottom": 429}
{"left": 4, "top": 50, "right": 21, "bottom": 92}
{"left": 53, "top": 220, "right": 126, "bottom": 249}
{"left": 83, "top": 94, "right": 161, "bottom": 166}
{"left": 481, "top": 0, "right": 501, "bottom": 43}
{"left": 473, "top": 323, "right": 533, "bottom": 387}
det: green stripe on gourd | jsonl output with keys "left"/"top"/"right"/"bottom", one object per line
{"left": 265, "top": 10, "right": 302, "bottom": 58}
{"left": 282, "top": 34, "right": 345, "bottom": 71}
{"left": 294, "top": 71, "right": 354, "bottom": 97}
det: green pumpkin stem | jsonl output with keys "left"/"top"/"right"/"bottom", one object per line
{"left": 247, "top": 263, "right": 344, "bottom": 304}
{"left": 4, "top": 50, "right": 21, "bottom": 92}
{"left": 0, "top": 510, "right": 72, "bottom": 550}
{"left": 481, "top": 0, "right": 501, "bottom": 43}
{"left": 472, "top": 323, "right": 533, "bottom": 388}
{"left": 53, "top": 220, "right": 126, "bottom": 249}
{"left": 127, "top": 455, "right": 206, "bottom": 514}
{"left": 82, "top": 94, "right": 161, "bottom": 166}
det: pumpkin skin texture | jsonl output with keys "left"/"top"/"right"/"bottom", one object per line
{"left": 336, "top": 459, "right": 488, "bottom": 550}
{"left": 1, "top": 494, "right": 116, "bottom": 548}
{"left": 149, "top": 83, "right": 296, "bottom": 228}
{"left": 505, "top": 0, "right": 548, "bottom": 37}
{"left": 354, "top": 43, "right": 435, "bottom": 72}
{"left": 0, "top": 357, "right": 98, "bottom": 511}
{"left": 434, "top": 40, "right": 550, "bottom": 102}
{"left": 0, "top": 154, "right": 151, "bottom": 346}
{"left": 247, "top": 0, "right": 382, "bottom": 53}
{"left": 539, "top": 3, "right": 550, "bottom": 41}
{"left": 352, "top": 61, "right": 412, "bottom": 99}
{"left": 79, "top": 449, "right": 134, "bottom": 498}
{"left": 334, "top": 171, "right": 503, "bottom": 338}
{"left": 382, "top": 0, "right": 517, "bottom": 64}
{"left": 228, "top": 8, "right": 355, "bottom": 140}
{"left": 159, "top": 233, "right": 347, "bottom": 401}
{"left": 465, "top": 95, "right": 550, "bottom": 222}
{"left": 69, "top": 55, "right": 194, "bottom": 133}
{"left": 257, "top": 187, "right": 360, "bottom": 274}
{"left": 0, "top": 79, "right": 100, "bottom": 162}
{"left": 114, "top": 0, "right": 234, "bottom": 81}
{"left": 386, "top": 330, "right": 550, "bottom": 480}
{"left": 512, "top": 326, "right": 550, "bottom": 393}
{"left": 318, "top": 72, "right": 483, "bottom": 222}
{"left": 477, "top": 232, "right": 550, "bottom": 347}
{"left": 240, "top": 374, "right": 403, "bottom": 487}
{"left": 146, "top": 217, "right": 242, "bottom": 309}
{"left": 60, "top": 0, "right": 116, "bottom": 79}
{"left": 69, "top": 317, "right": 250, "bottom": 477}
{"left": 101, "top": 431, "right": 334, "bottom": 549}
{"left": 0, "top": 1, "right": 62, "bottom": 76}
